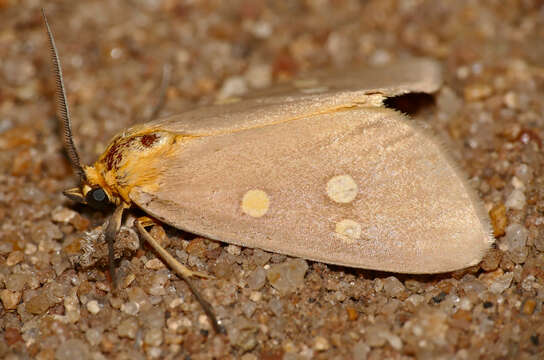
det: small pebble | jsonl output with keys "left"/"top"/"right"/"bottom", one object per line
{"left": 144, "top": 328, "right": 163, "bottom": 347}
{"left": 383, "top": 276, "right": 405, "bottom": 297}
{"left": 226, "top": 244, "right": 241, "bottom": 256}
{"left": 334, "top": 291, "right": 347, "bottom": 302}
{"left": 314, "top": 336, "right": 330, "bottom": 351}
{"left": 186, "top": 238, "right": 207, "bottom": 257}
{"left": 85, "top": 328, "right": 103, "bottom": 346}
{"left": 521, "top": 275, "right": 536, "bottom": 292}
{"left": 26, "top": 292, "right": 53, "bottom": 315}
{"left": 31, "top": 220, "right": 63, "bottom": 243}
{"left": 25, "top": 243, "right": 37, "bottom": 255}
{"left": 481, "top": 269, "right": 514, "bottom": 294}
{"left": 374, "top": 278, "right": 384, "bottom": 292}
{"left": 64, "top": 292, "right": 81, "bottom": 324}
{"left": 245, "top": 63, "right": 272, "bottom": 88}
{"left": 505, "top": 189, "right": 526, "bottom": 210}
{"left": 218, "top": 76, "right": 248, "bottom": 99}
{"left": 521, "top": 298, "right": 536, "bottom": 315}
{"left": 369, "top": 49, "right": 391, "bottom": 65}
{"left": 501, "top": 223, "right": 528, "bottom": 263}
{"left": 117, "top": 317, "right": 139, "bottom": 339}
{"left": 122, "top": 273, "right": 136, "bottom": 288}
{"left": 96, "top": 282, "right": 110, "bottom": 292}
{"left": 459, "top": 298, "right": 473, "bottom": 311}
{"left": 166, "top": 317, "right": 183, "bottom": 332}
{"left": 121, "top": 301, "right": 140, "bottom": 315}
{"left": 352, "top": 341, "right": 370, "bottom": 360}
{"left": 230, "top": 318, "right": 259, "bottom": 352}
{"left": 511, "top": 176, "right": 524, "bottom": 190}
{"left": 146, "top": 347, "right": 162, "bottom": 359}
{"left": 86, "top": 300, "right": 101, "bottom": 314}
{"left": 242, "top": 301, "right": 257, "bottom": 317}
{"left": 109, "top": 297, "right": 123, "bottom": 309}
{"left": 240, "top": 353, "right": 258, "bottom": 360}
{"left": 481, "top": 248, "right": 502, "bottom": 271}
{"left": 405, "top": 294, "right": 425, "bottom": 306}
{"left": 249, "top": 291, "right": 262, "bottom": 302}
{"left": 489, "top": 203, "right": 507, "bottom": 237}
{"left": 0, "top": 289, "right": 21, "bottom": 310}
{"left": 55, "top": 339, "right": 90, "bottom": 360}
{"left": 266, "top": 258, "right": 308, "bottom": 295}
{"left": 247, "top": 268, "right": 266, "bottom": 290}
{"left": 168, "top": 297, "right": 184, "bottom": 309}
{"left": 4, "top": 327, "right": 22, "bottom": 346}
{"left": 148, "top": 272, "right": 168, "bottom": 296}
{"left": 464, "top": 83, "right": 493, "bottom": 101}
{"left": 70, "top": 213, "right": 90, "bottom": 231}
{"left": 6, "top": 250, "right": 23, "bottom": 266}
{"left": 198, "top": 314, "right": 211, "bottom": 330}
{"left": 268, "top": 298, "right": 283, "bottom": 316}
{"left": 346, "top": 307, "right": 359, "bottom": 321}
{"left": 384, "top": 332, "right": 403, "bottom": 350}
{"left": 145, "top": 258, "right": 165, "bottom": 270}
{"left": 504, "top": 91, "right": 519, "bottom": 109}
{"left": 514, "top": 164, "right": 533, "bottom": 184}
{"left": 252, "top": 249, "right": 272, "bottom": 266}
{"left": 51, "top": 207, "right": 77, "bottom": 223}
{"left": 365, "top": 324, "right": 388, "bottom": 347}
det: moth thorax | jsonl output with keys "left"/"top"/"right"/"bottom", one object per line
{"left": 102, "top": 131, "right": 173, "bottom": 173}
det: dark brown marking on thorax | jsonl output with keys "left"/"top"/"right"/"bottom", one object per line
{"left": 103, "top": 133, "right": 162, "bottom": 171}
{"left": 141, "top": 133, "right": 159, "bottom": 147}
{"left": 104, "top": 137, "right": 136, "bottom": 171}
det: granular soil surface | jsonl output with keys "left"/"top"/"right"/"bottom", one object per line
{"left": 1, "top": 1, "right": 543, "bottom": 359}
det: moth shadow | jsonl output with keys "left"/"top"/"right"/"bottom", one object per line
{"left": 326, "top": 263, "right": 473, "bottom": 285}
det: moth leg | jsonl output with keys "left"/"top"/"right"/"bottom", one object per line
{"left": 135, "top": 218, "right": 225, "bottom": 334}
{"left": 136, "top": 216, "right": 160, "bottom": 228}
{"left": 105, "top": 205, "right": 125, "bottom": 289}
{"left": 136, "top": 217, "right": 211, "bottom": 279}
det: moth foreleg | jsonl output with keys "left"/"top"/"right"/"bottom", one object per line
{"left": 135, "top": 217, "right": 225, "bottom": 334}
{"left": 105, "top": 204, "right": 125, "bottom": 288}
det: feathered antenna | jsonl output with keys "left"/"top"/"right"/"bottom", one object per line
{"left": 42, "top": 9, "right": 87, "bottom": 181}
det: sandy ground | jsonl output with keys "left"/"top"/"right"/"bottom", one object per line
{"left": 1, "top": 1, "right": 543, "bottom": 359}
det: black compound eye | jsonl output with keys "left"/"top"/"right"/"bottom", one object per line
{"left": 86, "top": 187, "right": 110, "bottom": 209}
{"left": 92, "top": 188, "right": 106, "bottom": 202}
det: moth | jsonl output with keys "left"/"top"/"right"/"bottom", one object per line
{"left": 43, "top": 11, "right": 493, "bottom": 332}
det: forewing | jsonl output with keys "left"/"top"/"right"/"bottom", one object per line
{"left": 145, "top": 58, "right": 442, "bottom": 136}
{"left": 130, "top": 107, "right": 493, "bottom": 274}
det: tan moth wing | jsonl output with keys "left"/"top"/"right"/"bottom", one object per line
{"left": 130, "top": 59, "right": 493, "bottom": 274}
{"left": 138, "top": 58, "right": 441, "bottom": 136}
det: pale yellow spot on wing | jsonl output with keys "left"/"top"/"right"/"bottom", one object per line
{"left": 242, "top": 189, "right": 270, "bottom": 218}
{"left": 326, "top": 175, "right": 358, "bottom": 203}
{"left": 335, "top": 219, "right": 362, "bottom": 243}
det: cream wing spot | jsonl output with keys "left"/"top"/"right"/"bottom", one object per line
{"left": 241, "top": 189, "right": 270, "bottom": 218}
{"left": 326, "top": 175, "right": 358, "bottom": 203}
{"left": 335, "top": 219, "right": 362, "bottom": 243}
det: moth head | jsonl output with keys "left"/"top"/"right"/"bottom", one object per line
{"left": 63, "top": 183, "right": 112, "bottom": 210}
